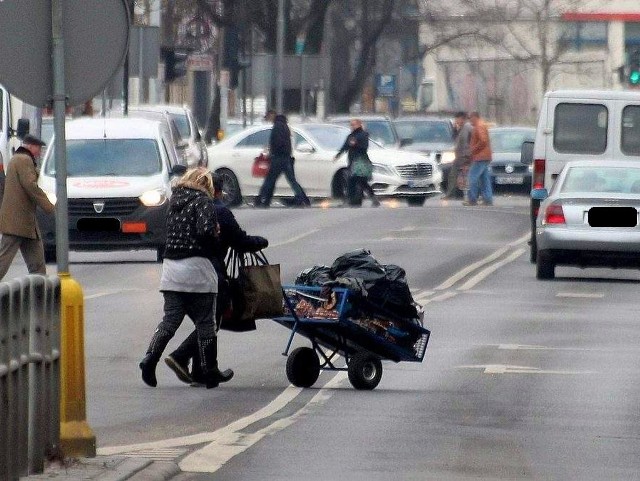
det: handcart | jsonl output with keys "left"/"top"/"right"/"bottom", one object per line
{"left": 271, "top": 285, "right": 431, "bottom": 390}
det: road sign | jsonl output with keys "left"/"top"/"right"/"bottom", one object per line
{"left": 376, "top": 74, "right": 397, "bottom": 97}
{"left": 0, "top": 0, "right": 129, "bottom": 106}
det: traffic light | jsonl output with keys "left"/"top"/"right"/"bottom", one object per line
{"left": 162, "top": 47, "right": 188, "bottom": 83}
{"left": 628, "top": 49, "right": 640, "bottom": 86}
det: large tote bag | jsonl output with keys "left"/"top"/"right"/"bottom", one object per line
{"left": 220, "top": 250, "right": 283, "bottom": 332}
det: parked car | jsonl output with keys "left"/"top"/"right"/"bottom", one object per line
{"left": 392, "top": 117, "right": 456, "bottom": 188}
{"left": 488, "top": 126, "right": 535, "bottom": 189}
{"left": 129, "top": 104, "right": 207, "bottom": 168}
{"left": 207, "top": 123, "right": 441, "bottom": 207}
{"left": 535, "top": 160, "right": 640, "bottom": 280}
{"left": 37, "top": 118, "right": 186, "bottom": 262}
{"left": 326, "top": 115, "right": 404, "bottom": 148}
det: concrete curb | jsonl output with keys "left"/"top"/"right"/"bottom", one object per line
{"left": 20, "top": 456, "right": 181, "bottom": 481}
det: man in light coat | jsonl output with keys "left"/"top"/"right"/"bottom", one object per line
{"left": 0, "top": 134, "right": 56, "bottom": 280}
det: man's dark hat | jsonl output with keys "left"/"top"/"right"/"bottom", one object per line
{"left": 22, "top": 134, "right": 46, "bottom": 147}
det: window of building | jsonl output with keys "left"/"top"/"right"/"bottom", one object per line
{"left": 559, "top": 22, "right": 608, "bottom": 50}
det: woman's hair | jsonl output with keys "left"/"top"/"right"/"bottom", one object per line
{"left": 178, "top": 167, "right": 214, "bottom": 196}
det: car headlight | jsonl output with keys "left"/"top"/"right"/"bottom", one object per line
{"left": 44, "top": 190, "right": 57, "bottom": 205}
{"left": 372, "top": 163, "right": 396, "bottom": 176}
{"left": 139, "top": 189, "right": 167, "bottom": 207}
{"left": 528, "top": 164, "right": 533, "bottom": 173}
{"left": 440, "top": 151, "right": 456, "bottom": 165}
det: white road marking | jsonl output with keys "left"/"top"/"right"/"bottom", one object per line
{"left": 434, "top": 246, "right": 509, "bottom": 290}
{"left": 413, "top": 289, "right": 435, "bottom": 299}
{"left": 556, "top": 292, "right": 605, "bottom": 299}
{"left": 97, "top": 373, "right": 345, "bottom": 461}
{"left": 429, "top": 291, "right": 458, "bottom": 303}
{"left": 270, "top": 229, "right": 320, "bottom": 248}
{"left": 84, "top": 288, "right": 149, "bottom": 300}
{"left": 179, "top": 373, "right": 347, "bottom": 473}
{"left": 457, "top": 248, "right": 526, "bottom": 291}
{"left": 457, "top": 364, "right": 595, "bottom": 375}
{"left": 497, "top": 344, "right": 602, "bottom": 352}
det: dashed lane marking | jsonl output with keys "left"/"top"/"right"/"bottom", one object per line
{"left": 556, "top": 292, "right": 605, "bottom": 299}
{"left": 270, "top": 229, "right": 320, "bottom": 248}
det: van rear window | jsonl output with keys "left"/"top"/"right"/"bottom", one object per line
{"left": 44, "top": 139, "right": 162, "bottom": 177}
{"left": 621, "top": 105, "right": 640, "bottom": 155}
{"left": 553, "top": 103, "right": 607, "bottom": 154}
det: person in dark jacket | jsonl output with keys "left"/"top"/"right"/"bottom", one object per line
{"left": 255, "top": 114, "right": 310, "bottom": 207}
{"left": 334, "top": 119, "right": 380, "bottom": 207}
{"left": 165, "top": 172, "right": 268, "bottom": 386}
{"left": 139, "top": 168, "right": 233, "bottom": 390}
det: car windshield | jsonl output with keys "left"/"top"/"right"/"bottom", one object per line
{"left": 394, "top": 120, "right": 452, "bottom": 144}
{"left": 562, "top": 166, "right": 640, "bottom": 194}
{"left": 168, "top": 113, "right": 191, "bottom": 139}
{"left": 490, "top": 130, "right": 533, "bottom": 153}
{"left": 331, "top": 120, "right": 395, "bottom": 146}
{"left": 44, "top": 139, "right": 162, "bottom": 177}
{"left": 300, "top": 125, "right": 382, "bottom": 151}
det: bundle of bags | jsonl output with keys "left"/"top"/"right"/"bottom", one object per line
{"left": 295, "top": 249, "right": 423, "bottom": 325}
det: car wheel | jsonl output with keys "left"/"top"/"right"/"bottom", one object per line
{"left": 348, "top": 352, "right": 383, "bottom": 390}
{"left": 407, "top": 196, "right": 427, "bottom": 207}
{"left": 286, "top": 347, "right": 320, "bottom": 388}
{"left": 536, "top": 251, "right": 555, "bottom": 280}
{"left": 216, "top": 168, "right": 242, "bottom": 207}
{"left": 44, "top": 247, "right": 56, "bottom": 264}
{"left": 331, "top": 168, "right": 350, "bottom": 200}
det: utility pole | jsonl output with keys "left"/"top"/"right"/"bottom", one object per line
{"left": 276, "top": 0, "right": 285, "bottom": 112}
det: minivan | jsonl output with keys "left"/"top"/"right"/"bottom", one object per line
{"left": 37, "top": 118, "right": 186, "bottom": 262}
{"left": 521, "top": 89, "right": 640, "bottom": 262}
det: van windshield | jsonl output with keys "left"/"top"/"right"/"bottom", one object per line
{"left": 44, "top": 139, "right": 162, "bottom": 177}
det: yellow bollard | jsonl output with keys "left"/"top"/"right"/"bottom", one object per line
{"left": 59, "top": 273, "right": 96, "bottom": 457}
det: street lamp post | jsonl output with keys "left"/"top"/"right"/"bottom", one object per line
{"left": 276, "top": 0, "right": 285, "bottom": 112}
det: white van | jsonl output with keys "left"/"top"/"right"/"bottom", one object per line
{"left": 37, "top": 117, "right": 186, "bottom": 262}
{"left": 522, "top": 89, "right": 640, "bottom": 262}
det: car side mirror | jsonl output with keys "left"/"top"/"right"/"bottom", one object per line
{"left": 16, "top": 118, "right": 30, "bottom": 139}
{"left": 399, "top": 138, "right": 413, "bottom": 147}
{"left": 171, "top": 165, "right": 187, "bottom": 177}
{"left": 296, "top": 142, "right": 315, "bottom": 154}
{"left": 521, "top": 140, "right": 534, "bottom": 165}
{"left": 531, "top": 188, "right": 548, "bottom": 201}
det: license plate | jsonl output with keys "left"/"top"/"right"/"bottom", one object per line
{"left": 495, "top": 176, "right": 524, "bottom": 185}
{"left": 588, "top": 207, "right": 638, "bottom": 227}
{"left": 408, "top": 179, "right": 431, "bottom": 188}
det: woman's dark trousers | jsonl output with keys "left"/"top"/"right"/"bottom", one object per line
{"left": 140, "top": 291, "right": 216, "bottom": 387}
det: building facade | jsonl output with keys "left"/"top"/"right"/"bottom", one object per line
{"left": 420, "top": 0, "right": 640, "bottom": 124}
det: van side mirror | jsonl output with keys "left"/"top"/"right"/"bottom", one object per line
{"left": 16, "top": 118, "right": 30, "bottom": 139}
{"left": 171, "top": 165, "right": 187, "bottom": 177}
{"left": 399, "top": 138, "right": 413, "bottom": 147}
{"left": 520, "top": 140, "right": 534, "bottom": 165}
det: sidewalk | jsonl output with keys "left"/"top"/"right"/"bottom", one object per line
{"left": 21, "top": 456, "right": 180, "bottom": 481}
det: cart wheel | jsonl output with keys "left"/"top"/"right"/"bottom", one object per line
{"left": 348, "top": 352, "right": 383, "bottom": 390}
{"left": 286, "top": 347, "right": 320, "bottom": 388}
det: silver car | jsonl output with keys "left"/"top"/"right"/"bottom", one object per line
{"left": 535, "top": 160, "right": 640, "bottom": 280}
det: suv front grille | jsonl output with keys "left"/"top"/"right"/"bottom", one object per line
{"left": 68, "top": 198, "right": 141, "bottom": 216}
{"left": 396, "top": 163, "right": 433, "bottom": 179}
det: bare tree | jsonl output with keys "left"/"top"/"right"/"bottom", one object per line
{"left": 457, "top": 0, "right": 589, "bottom": 93}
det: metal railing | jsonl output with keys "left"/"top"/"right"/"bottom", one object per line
{"left": 0, "top": 275, "right": 60, "bottom": 481}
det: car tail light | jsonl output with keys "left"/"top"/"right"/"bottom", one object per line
{"left": 533, "top": 158, "right": 545, "bottom": 189}
{"left": 543, "top": 203, "right": 565, "bottom": 225}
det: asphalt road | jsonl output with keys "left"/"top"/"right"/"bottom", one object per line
{"left": 6, "top": 194, "right": 640, "bottom": 480}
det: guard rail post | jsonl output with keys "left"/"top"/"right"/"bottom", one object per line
{"left": 0, "top": 282, "right": 11, "bottom": 480}
{"left": 27, "top": 275, "right": 61, "bottom": 472}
